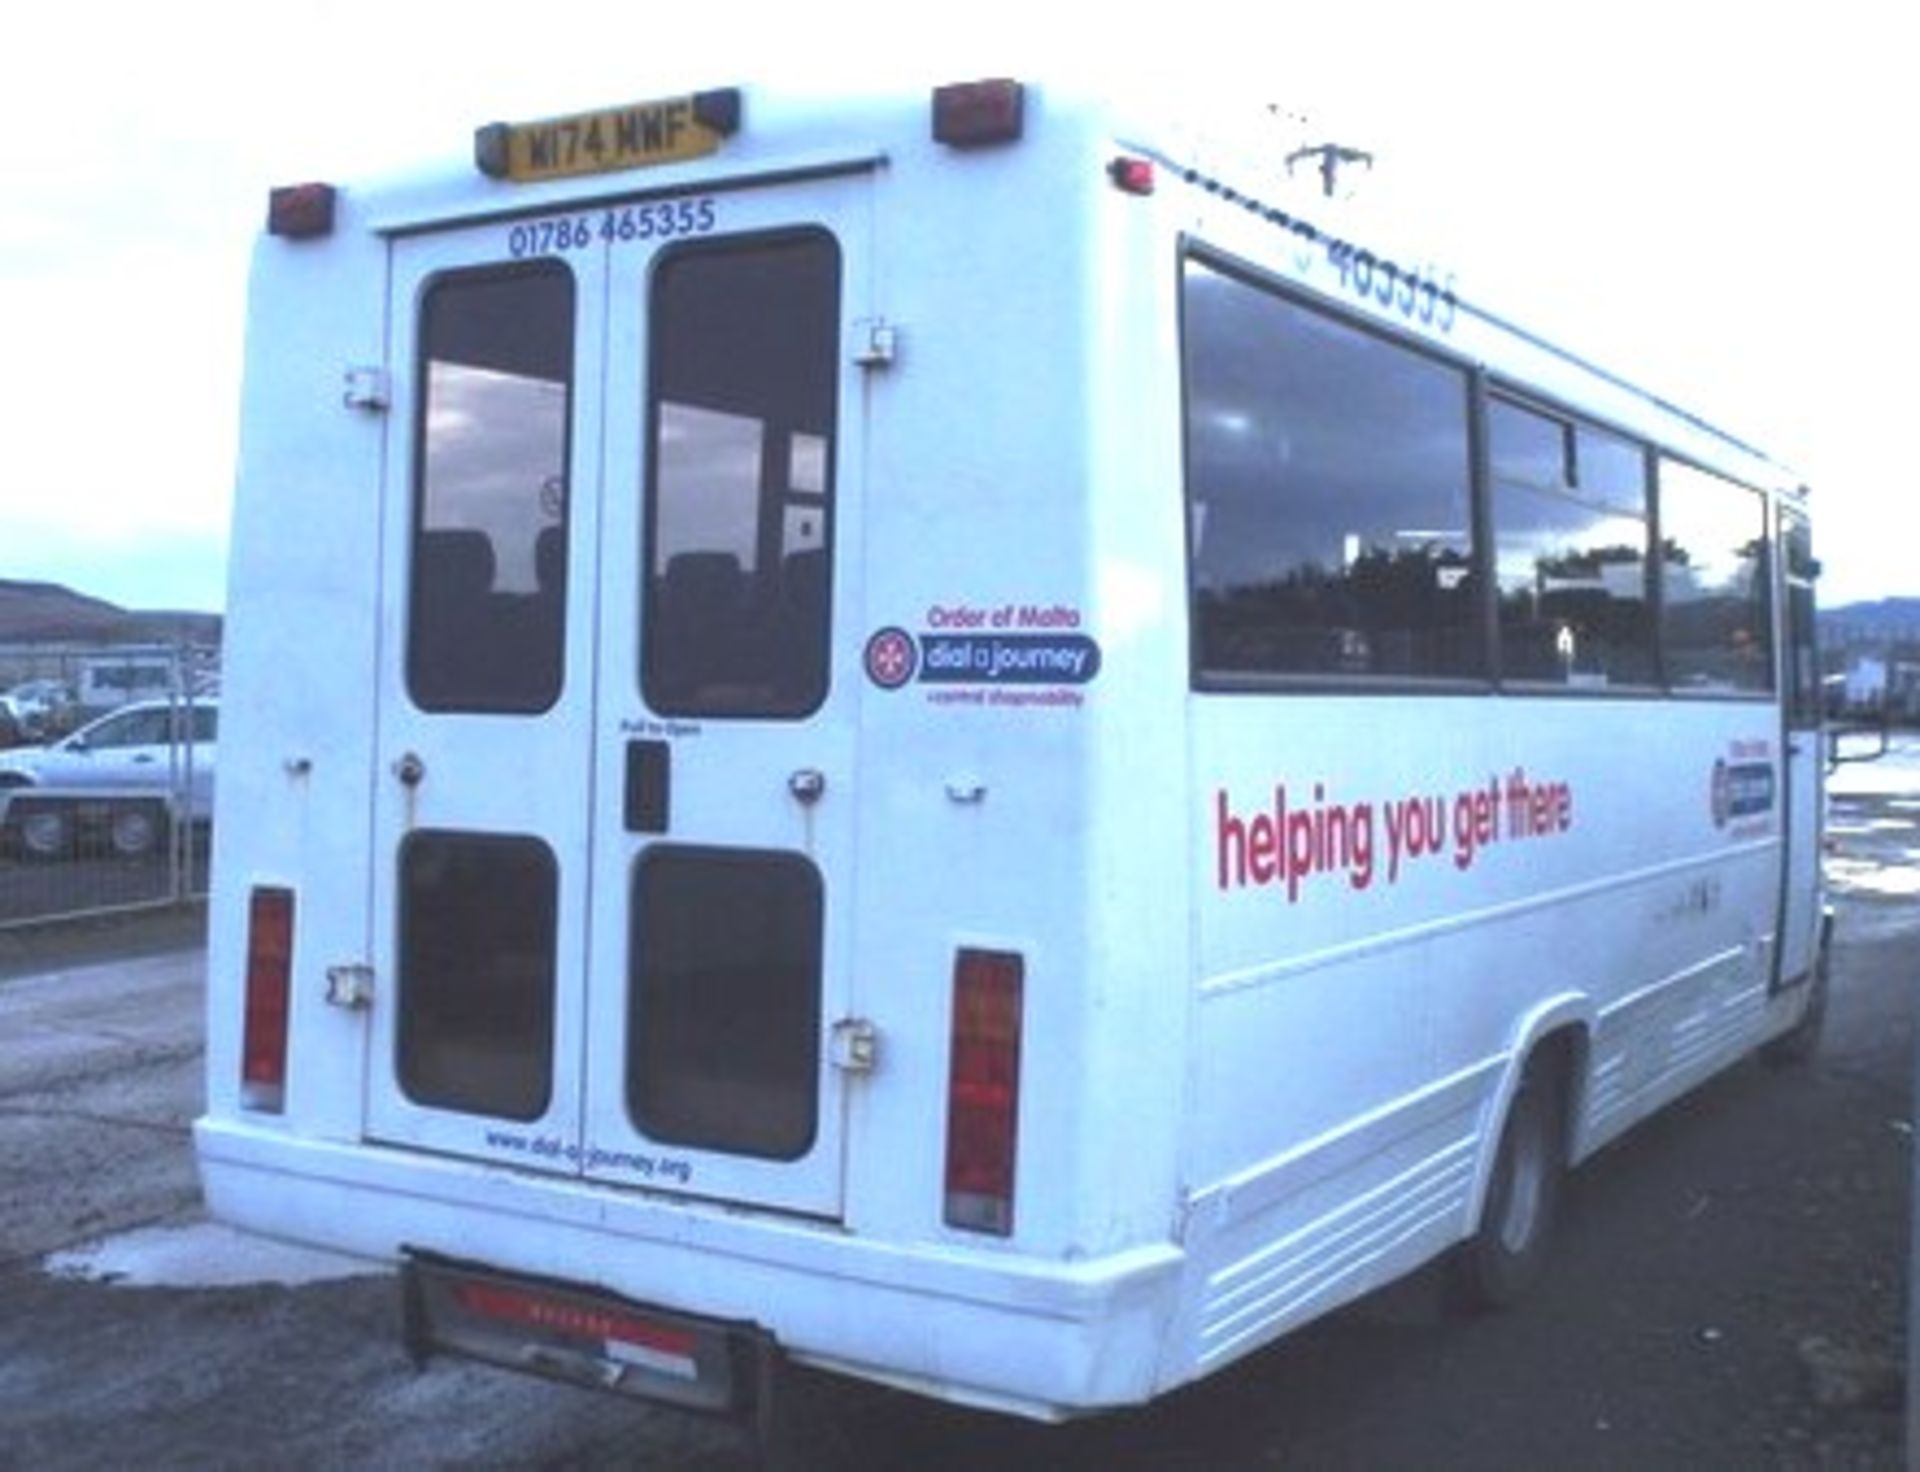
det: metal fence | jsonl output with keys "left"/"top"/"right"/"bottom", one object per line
{"left": 0, "top": 643, "right": 217, "bottom": 930}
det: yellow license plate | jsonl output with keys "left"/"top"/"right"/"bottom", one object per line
{"left": 476, "top": 89, "right": 740, "bottom": 183}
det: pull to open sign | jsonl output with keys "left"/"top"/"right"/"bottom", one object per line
{"left": 476, "top": 89, "right": 742, "bottom": 183}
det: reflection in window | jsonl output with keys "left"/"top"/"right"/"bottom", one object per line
{"left": 1182, "top": 257, "right": 1481, "bottom": 681}
{"left": 1490, "top": 399, "right": 1653, "bottom": 685}
{"left": 408, "top": 263, "right": 572, "bottom": 713}
{"left": 643, "top": 232, "right": 839, "bottom": 717}
{"left": 1659, "top": 459, "right": 1773, "bottom": 691}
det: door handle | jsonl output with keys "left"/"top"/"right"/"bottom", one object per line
{"left": 626, "top": 740, "right": 670, "bottom": 834}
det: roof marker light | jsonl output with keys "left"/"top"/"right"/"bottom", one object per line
{"left": 268, "top": 183, "right": 338, "bottom": 240}
{"left": 932, "top": 80, "right": 1025, "bottom": 149}
{"left": 1109, "top": 155, "right": 1155, "bottom": 195}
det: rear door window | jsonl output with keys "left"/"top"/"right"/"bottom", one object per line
{"left": 408, "top": 263, "right": 574, "bottom": 713}
{"left": 642, "top": 232, "right": 839, "bottom": 717}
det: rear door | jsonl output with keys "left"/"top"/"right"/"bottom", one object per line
{"left": 367, "top": 172, "right": 868, "bottom": 1221}
{"left": 582, "top": 183, "right": 864, "bottom": 1216}
{"left": 365, "top": 237, "right": 598, "bottom": 1170}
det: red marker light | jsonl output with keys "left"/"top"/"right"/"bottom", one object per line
{"left": 268, "top": 183, "right": 337, "bottom": 240}
{"left": 932, "top": 80, "right": 1025, "bottom": 149}
{"left": 1109, "top": 156, "right": 1155, "bottom": 195}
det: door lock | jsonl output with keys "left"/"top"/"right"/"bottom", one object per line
{"left": 789, "top": 768, "right": 827, "bottom": 805}
{"left": 393, "top": 752, "right": 426, "bottom": 787}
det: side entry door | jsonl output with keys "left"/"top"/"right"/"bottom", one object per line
{"left": 1774, "top": 504, "right": 1824, "bottom": 990}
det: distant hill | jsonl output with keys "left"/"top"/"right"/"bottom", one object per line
{"left": 0, "top": 579, "right": 221, "bottom": 646}
{"left": 1822, "top": 598, "right": 1920, "bottom": 641}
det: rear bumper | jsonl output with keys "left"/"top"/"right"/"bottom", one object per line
{"left": 194, "top": 1117, "right": 1182, "bottom": 1419}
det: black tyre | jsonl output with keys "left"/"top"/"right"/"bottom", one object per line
{"left": 1449, "top": 1057, "right": 1567, "bottom": 1312}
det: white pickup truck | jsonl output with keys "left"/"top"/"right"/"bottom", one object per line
{"left": 0, "top": 699, "right": 217, "bottom": 859}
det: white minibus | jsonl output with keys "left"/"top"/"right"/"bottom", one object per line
{"left": 197, "top": 79, "right": 1827, "bottom": 1440}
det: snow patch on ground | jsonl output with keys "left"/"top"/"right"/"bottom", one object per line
{"left": 44, "top": 1218, "right": 386, "bottom": 1289}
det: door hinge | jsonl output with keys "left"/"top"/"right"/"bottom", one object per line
{"left": 829, "top": 1017, "right": 881, "bottom": 1074}
{"left": 342, "top": 366, "right": 391, "bottom": 411}
{"left": 853, "top": 318, "right": 898, "bottom": 369}
{"left": 325, "top": 964, "right": 375, "bottom": 1010}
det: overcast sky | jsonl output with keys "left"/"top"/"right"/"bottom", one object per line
{"left": 1, "top": 0, "right": 1910, "bottom": 611}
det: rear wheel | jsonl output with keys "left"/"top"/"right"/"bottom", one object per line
{"left": 1449, "top": 1055, "right": 1567, "bottom": 1312}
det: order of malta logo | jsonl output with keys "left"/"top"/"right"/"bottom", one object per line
{"left": 862, "top": 606, "right": 1102, "bottom": 695}
{"left": 864, "top": 627, "right": 919, "bottom": 690}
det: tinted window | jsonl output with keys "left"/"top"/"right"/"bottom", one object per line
{"left": 629, "top": 847, "right": 822, "bottom": 1160}
{"left": 408, "top": 264, "right": 572, "bottom": 713}
{"left": 1183, "top": 257, "right": 1481, "bottom": 681}
{"left": 1490, "top": 399, "right": 1654, "bottom": 685}
{"left": 397, "top": 832, "right": 557, "bottom": 1121}
{"left": 1659, "top": 460, "right": 1773, "bottom": 692}
{"left": 643, "top": 233, "right": 839, "bottom": 717}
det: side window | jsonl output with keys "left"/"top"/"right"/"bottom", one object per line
{"left": 1183, "top": 257, "right": 1482, "bottom": 682}
{"left": 1659, "top": 460, "right": 1773, "bottom": 692}
{"left": 407, "top": 262, "right": 573, "bottom": 714}
{"left": 1489, "top": 399, "right": 1654, "bottom": 685}
{"left": 643, "top": 231, "right": 839, "bottom": 718}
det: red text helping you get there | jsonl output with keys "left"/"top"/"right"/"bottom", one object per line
{"left": 1215, "top": 769, "right": 1575, "bottom": 901}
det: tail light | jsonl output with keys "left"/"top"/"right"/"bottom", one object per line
{"left": 943, "top": 948, "right": 1025, "bottom": 1235}
{"left": 242, "top": 887, "right": 295, "bottom": 1111}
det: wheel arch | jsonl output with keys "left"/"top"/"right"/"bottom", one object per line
{"left": 1463, "top": 997, "right": 1593, "bottom": 1239}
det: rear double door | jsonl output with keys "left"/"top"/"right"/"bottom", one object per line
{"left": 365, "top": 176, "right": 868, "bottom": 1219}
